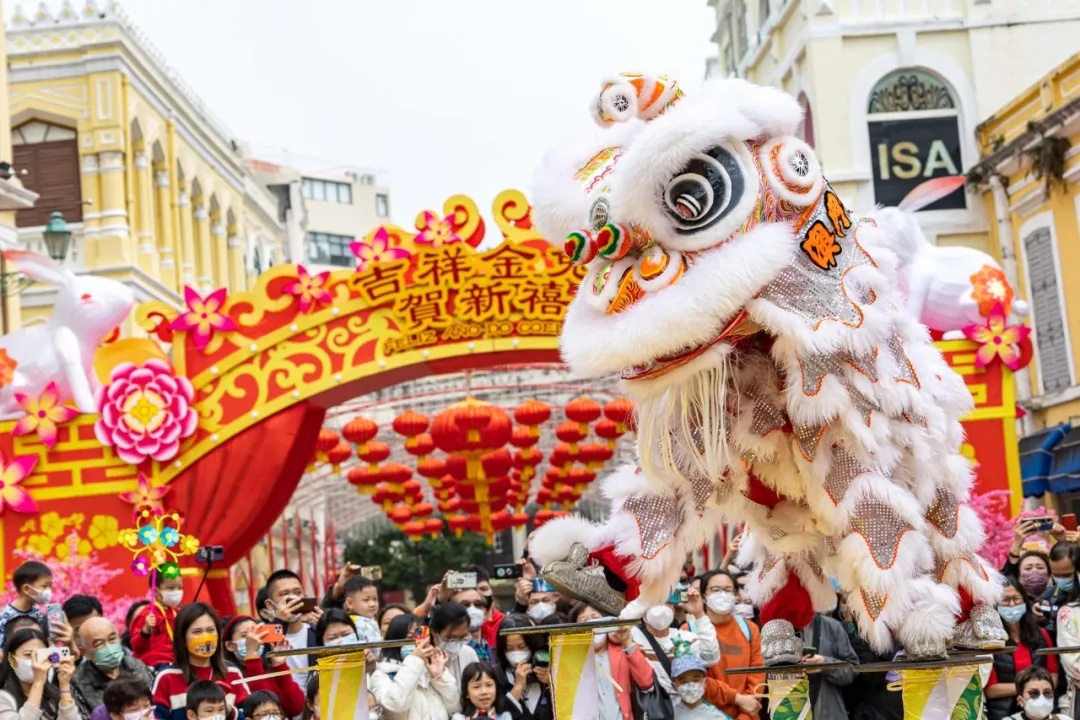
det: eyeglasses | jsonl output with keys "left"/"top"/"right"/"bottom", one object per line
{"left": 1025, "top": 690, "right": 1055, "bottom": 699}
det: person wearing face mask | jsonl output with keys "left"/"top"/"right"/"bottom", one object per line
{"left": 571, "top": 604, "right": 654, "bottom": 720}
{"left": 0, "top": 626, "right": 84, "bottom": 720}
{"left": 261, "top": 571, "right": 321, "bottom": 693}
{"left": 698, "top": 570, "right": 763, "bottom": 720}
{"left": 130, "top": 572, "right": 185, "bottom": 671}
{"left": 151, "top": 603, "right": 249, "bottom": 720}
{"left": 452, "top": 590, "right": 494, "bottom": 664}
{"left": 369, "top": 620, "right": 460, "bottom": 720}
{"left": 987, "top": 577, "right": 1059, "bottom": 720}
{"left": 0, "top": 562, "right": 53, "bottom": 649}
{"left": 72, "top": 617, "right": 154, "bottom": 711}
{"left": 524, "top": 580, "right": 558, "bottom": 625}
{"left": 632, "top": 587, "right": 719, "bottom": 699}
{"left": 314, "top": 610, "right": 360, "bottom": 650}
{"left": 430, "top": 603, "right": 480, "bottom": 683}
{"left": 220, "top": 616, "right": 304, "bottom": 719}
{"left": 102, "top": 675, "right": 155, "bottom": 720}
{"left": 493, "top": 615, "right": 552, "bottom": 720}
{"left": 1041, "top": 542, "right": 1080, "bottom": 639}
{"left": 1006, "top": 666, "right": 1072, "bottom": 720}
{"left": 670, "top": 642, "right": 730, "bottom": 719}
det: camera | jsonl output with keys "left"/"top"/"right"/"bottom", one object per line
{"left": 196, "top": 545, "right": 225, "bottom": 563}
{"left": 445, "top": 571, "right": 478, "bottom": 590}
{"left": 493, "top": 564, "right": 523, "bottom": 580}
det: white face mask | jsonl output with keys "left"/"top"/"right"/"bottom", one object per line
{"left": 593, "top": 633, "right": 607, "bottom": 648}
{"left": 326, "top": 633, "right": 358, "bottom": 647}
{"left": 707, "top": 591, "right": 736, "bottom": 614}
{"left": 677, "top": 681, "right": 705, "bottom": 705}
{"left": 122, "top": 708, "right": 152, "bottom": 720}
{"left": 13, "top": 658, "right": 33, "bottom": 683}
{"left": 505, "top": 650, "right": 531, "bottom": 666}
{"left": 733, "top": 603, "right": 755, "bottom": 619}
{"left": 528, "top": 603, "right": 555, "bottom": 622}
{"left": 160, "top": 590, "right": 183, "bottom": 608}
{"left": 207, "top": 715, "right": 226, "bottom": 720}
{"left": 645, "top": 605, "right": 675, "bottom": 631}
{"left": 1023, "top": 695, "right": 1054, "bottom": 720}
{"left": 30, "top": 587, "right": 51, "bottom": 605}
{"left": 441, "top": 639, "right": 465, "bottom": 656}
{"left": 466, "top": 606, "right": 486, "bottom": 631}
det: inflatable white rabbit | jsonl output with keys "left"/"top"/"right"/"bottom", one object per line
{"left": 0, "top": 250, "right": 135, "bottom": 419}
{"left": 873, "top": 206, "right": 1029, "bottom": 336}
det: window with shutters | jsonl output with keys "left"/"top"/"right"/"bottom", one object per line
{"left": 12, "top": 121, "right": 83, "bottom": 227}
{"left": 1024, "top": 227, "right": 1073, "bottom": 393}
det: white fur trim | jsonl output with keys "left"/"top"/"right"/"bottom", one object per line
{"left": 528, "top": 515, "right": 599, "bottom": 567}
{"left": 561, "top": 222, "right": 795, "bottom": 379}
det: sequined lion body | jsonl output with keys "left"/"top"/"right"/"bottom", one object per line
{"left": 528, "top": 73, "right": 1006, "bottom": 658}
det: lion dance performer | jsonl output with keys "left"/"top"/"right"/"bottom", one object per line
{"left": 528, "top": 72, "right": 1008, "bottom": 664}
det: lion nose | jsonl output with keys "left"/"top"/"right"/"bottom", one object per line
{"left": 564, "top": 223, "right": 651, "bottom": 265}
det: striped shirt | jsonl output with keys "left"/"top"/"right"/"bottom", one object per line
{"left": 152, "top": 664, "right": 251, "bottom": 720}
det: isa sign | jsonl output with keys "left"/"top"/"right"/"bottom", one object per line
{"left": 869, "top": 115, "right": 966, "bottom": 211}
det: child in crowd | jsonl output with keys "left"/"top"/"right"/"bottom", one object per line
{"left": 0, "top": 561, "right": 52, "bottom": 646}
{"left": 341, "top": 577, "right": 381, "bottom": 644}
{"left": 301, "top": 676, "right": 318, "bottom": 720}
{"left": 130, "top": 572, "right": 184, "bottom": 669}
{"left": 451, "top": 662, "right": 511, "bottom": 720}
{"left": 103, "top": 676, "right": 154, "bottom": 720}
{"left": 240, "top": 691, "right": 284, "bottom": 720}
{"left": 1007, "top": 665, "right": 1072, "bottom": 720}
{"left": 671, "top": 642, "right": 730, "bottom": 719}
{"left": 185, "top": 681, "right": 230, "bottom": 720}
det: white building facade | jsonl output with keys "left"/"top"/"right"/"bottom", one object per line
{"left": 708, "top": 0, "right": 1080, "bottom": 250}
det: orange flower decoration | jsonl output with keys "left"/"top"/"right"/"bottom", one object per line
{"left": 0, "top": 348, "right": 16, "bottom": 389}
{"left": 970, "top": 265, "right": 1015, "bottom": 318}
{"left": 962, "top": 302, "right": 1031, "bottom": 370}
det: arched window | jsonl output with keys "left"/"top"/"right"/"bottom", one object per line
{"left": 866, "top": 68, "right": 965, "bottom": 211}
{"left": 796, "top": 93, "right": 815, "bottom": 148}
{"left": 12, "top": 120, "right": 83, "bottom": 227}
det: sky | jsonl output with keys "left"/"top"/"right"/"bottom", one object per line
{"left": 120, "top": 0, "right": 717, "bottom": 233}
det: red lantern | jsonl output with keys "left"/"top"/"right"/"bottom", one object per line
{"left": 447, "top": 514, "right": 469, "bottom": 537}
{"left": 424, "top": 517, "right": 443, "bottom": 538}
{"left": 555, "top": 421, "right": 586, "bottom": 445}
{"left": 393, "top": 410, "right": 430, "bottom": 437}
{"left": 326, "top": 442, "right": 353, "bottom": 470}
{"left": 417, "top": 456, "right": 446, "bottom": 479}
{"left": 402, "top": 520, "right": 426, "bottom": 542}
{"left": 412, "top": 502, "right": 435, "bottom": 518}
{"left": 481, "top": 449, "right": 513, "bottom": 478}
{"left": 566, "top": 396, "right": 602, "bottom": 425}
{"left": 578, "top": 442, "right": 613, "bottom": 468}
{"left": 358, "top": 441, "right": 391, "bottom": 464}
{"left": 388, "top": 504, "right": 413, "bottom": 526}
{"left": 408, "top": 432, "right": 436, "bottom": 457}
{"left": 603, "top": 398, "right": 635, "bottom": 426}
{"left": 342, "top": 416, "right": 378, "bottom": 446}
{"left": 514, "top": 399, "right": 552, "bottom": 427}
{"left": 347, "top": 465, "right": 382, "bottom": 492}
{"left": 316, "top": 428, "right": 340, "bottom": 453}
{"left": 549, "top": 444, "right": 574, "bottom": 468}
{"left": 510, "top": 425, "right": 539, "bottom": 448}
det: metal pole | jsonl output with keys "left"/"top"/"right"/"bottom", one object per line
{"left": 295, "top": 510, "right": 307, "bottom": 593}
{"left": 309, "top": 507, "right": 321, "bottom": 595}
{"left": 1, "top": 254, "right": 10, "bottom": 335}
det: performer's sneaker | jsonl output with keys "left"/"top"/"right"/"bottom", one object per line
{"left": 952, "top": 603, "right": 1008, "bottom": 651}
{"left": 760, "top": 619, "right": 803, "bottom": 666}
{"left": 540, "top": 542, "right": 627, "bottom": 618}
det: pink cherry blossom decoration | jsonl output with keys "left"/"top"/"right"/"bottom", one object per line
{"left": 94, "top": 359, "right": 198, "bottom": 466}
{"left": 350, "top": 227, "right": 410, "bottom": 273}
{"left": 170, "top": 287, "right": 238, "bottom": 352}
{"left": 414, "top": 211, "right": 461, "bottom": 249}
{"left": 12, "top": 381, "right": 80, "bottom": 449}
{"left": 283, "top": 265, "right": 332, "bottom": 313}
{"left": 0, "top": 453, "right": 38, "bottom": 514}
{"left": 961, "top": 301, "right": 1031, "bottom": 371}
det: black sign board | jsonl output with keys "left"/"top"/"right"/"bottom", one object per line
{"left": 868, "top": 115, "right": 966, "bottom": 211}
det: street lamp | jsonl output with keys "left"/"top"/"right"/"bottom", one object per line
{"left": 42, "top": 211, "right": 72, "bottom": 263}
{"left": 1, "top": 211, "right": 74, "bottom": 334}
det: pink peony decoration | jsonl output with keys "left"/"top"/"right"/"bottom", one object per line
{"left": 94, "top": 359, "right": 198, "bottom": 465}
{"left": 414, "top": 211, "right": 461, "bottom": 249}
{"left": 283, "top": 265, "right": 332, "bottom": 313}
{"left": 350, "top": 228, "right": 410, "bottom": 273}
{"left": 170, "top": 287, "right": 238, "bottom": 352}
{"left": 13, "top": 381, "right": 80, "bottom": 449}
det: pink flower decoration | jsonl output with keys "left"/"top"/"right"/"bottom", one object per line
{"left": 414, "top": 211, "right": 461, "bottom": 249}
{"left": 94, "top": 359, "right": 198, "bottom": 466}
{"left": 350, "top": 228, "right": 410, "bottom": 273}
{"left": 283, "top": 265, "right": 332, "bottom": 313}
{"left": 170, "top": 287, "right": 238, "bottom": 352}
{"left": 12, "top": 381, "right": 80, "bottom": 449}
{"left": 962, "top": 301, "right": 1032, "bottom": 371}
{"left": 0, "top": 453, "right": 38, "bottom": 514}
{"left": 119, "top": 473, "right": 170, "bottom": 517}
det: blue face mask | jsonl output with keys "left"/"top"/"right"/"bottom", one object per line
{"left": 997, "top": 605, "right": 1026, "bottom": 625}
{"left": 400, "top": 646, "right": 414, "bottom": 661}
{"left": 1054, "top": 576, "right": 1075, "bottom": 592}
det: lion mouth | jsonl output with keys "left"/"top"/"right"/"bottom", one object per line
{"left": 619, "top": 310, "right": 761, "bottom": 381}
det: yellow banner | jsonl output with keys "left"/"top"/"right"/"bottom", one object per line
{"left": 550, "top": 632, "right": 598, "bottom": 720}
{"left": 317, "top": 652, "right": 368, "bottom": 720}
{"left": 899, "top": 664, "right": 983, "bottom": 720}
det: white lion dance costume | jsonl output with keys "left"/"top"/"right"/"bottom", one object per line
{"left": 528, "top": 72, "right": 1008, "bottom": 663}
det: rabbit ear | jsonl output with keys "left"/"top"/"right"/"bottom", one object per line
{"left": 2, "top": 250, "right": 74, "bottom": 285}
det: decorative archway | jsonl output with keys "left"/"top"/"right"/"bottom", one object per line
{"left": 0, "top": 189, "right": 585, "bottom": 612}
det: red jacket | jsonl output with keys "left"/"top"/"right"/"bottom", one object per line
{"left": 601, "top": 642, "right": 654, "bottom": 720}
{"left": 130, "top": 603, "right": 180, "bottom": 667}
{"left": 152, "top": 664, "right": 250, "bottom": 720}
{"left": 241, "top": 658, "right": 306, "bottom": 718}
{"left": 481, "top": 607, "right": 505, "bottom": 649}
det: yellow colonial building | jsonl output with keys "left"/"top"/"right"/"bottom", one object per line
{"left": 968, "top": 53, "right": 1080, "bottom": 430}
{"left": 4, "top": 1, "right": 291, "bottom": 331}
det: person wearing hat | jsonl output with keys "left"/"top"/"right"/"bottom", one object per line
{"left": 670, "top": 641, "right": 733, "bottom": 719}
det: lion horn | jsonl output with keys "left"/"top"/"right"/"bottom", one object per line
{"left": 591, "top": 73, "right": 683, "bottom": 127}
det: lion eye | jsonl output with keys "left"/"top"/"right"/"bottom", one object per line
{"left": 663, "top": 147, "right": 746, "bottom": 234}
